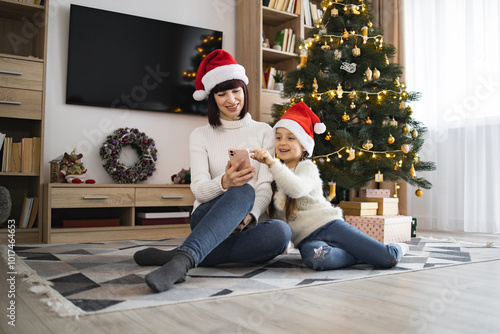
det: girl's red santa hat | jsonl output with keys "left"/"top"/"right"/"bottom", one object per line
{"left": 193, "top": 49, "right": 248, "bottom": 101}
{"left": 274, "top": 102, "right": 326, "bottom": 157}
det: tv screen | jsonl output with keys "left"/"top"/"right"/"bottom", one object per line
{"left": 66, "top": 5, "right": 223, "bottom": 116}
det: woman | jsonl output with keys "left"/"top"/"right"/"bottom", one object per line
{"left": 252, "top": 102, "right": 408, "bottom": 271}
{"left": 134, "top": 50, "right": 291, "bottom": 293}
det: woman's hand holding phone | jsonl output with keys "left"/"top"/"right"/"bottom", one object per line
{"left": 222, "top": 149, "right": 255, "bottom": 189}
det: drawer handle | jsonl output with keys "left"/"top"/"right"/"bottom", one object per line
{"left": 0, "top": 101, "right": 22, "bottom": 105}
{"left": 0, "top": 70, "right": 23, "bottom": 76}
{"left": 162, "top": 196, "right": 183, "bottom": 199}
{"left": 83, "top": 196, "right": 109, "bottom": 200}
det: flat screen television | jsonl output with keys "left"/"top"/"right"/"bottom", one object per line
{"left": 66, "top": 5, "right": 223, "bottom": 116}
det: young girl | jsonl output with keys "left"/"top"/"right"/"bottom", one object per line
{"left": 251, "top": 102, "right": 408, "bottom": 271}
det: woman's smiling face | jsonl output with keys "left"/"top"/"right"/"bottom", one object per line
{"left": 214, "top": 87, "right": 245, "bottom": 121}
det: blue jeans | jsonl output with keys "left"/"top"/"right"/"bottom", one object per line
{"left": 297, "top": 219, "right": 403, "bottom": 271}
{"left": 178, "top": 184, "right": 291, "bottom": 267}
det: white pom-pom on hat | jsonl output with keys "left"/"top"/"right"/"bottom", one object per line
{"left": 273, "top": 102, "right": 327, "bottom": 157}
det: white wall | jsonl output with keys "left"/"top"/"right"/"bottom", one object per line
{"left": 44, "top": 0, "right": 236, "bottom": 184}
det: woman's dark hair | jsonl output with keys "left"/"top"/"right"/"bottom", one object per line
{"left": 207, "top": 79, "right": 249, "bottom": 127}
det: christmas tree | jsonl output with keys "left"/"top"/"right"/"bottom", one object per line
{"left": 272, "top": 0, "right": 435, "bottom": 197}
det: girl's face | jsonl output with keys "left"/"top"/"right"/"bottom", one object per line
{"left": 275, "top": 127, "right": 306, "bottom": 168}
{"left": 214, "top": 87, "right": 245, "bottom": 121}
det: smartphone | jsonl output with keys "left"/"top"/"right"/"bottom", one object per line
{"left": 228, "top": 148, "right": 252, "bottom": 171}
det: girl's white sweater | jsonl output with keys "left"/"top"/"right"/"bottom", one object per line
{"left": 269, "top": 160, "right": 343, "bottom": 245}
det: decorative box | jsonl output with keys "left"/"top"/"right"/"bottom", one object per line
{"left": 49, "top": 154, "right": 64, "bottom": 183}
{"left": 360, "top": 188, "right": 391, "bottom": 198}
{"left": 353, "top": 197, "right": 399, "bottom": 215}
{"left": 345, "top": 215, "right": 412, "bottom": 244}
{"left": 340, "top": 201, "right": 378, "bottom": 216}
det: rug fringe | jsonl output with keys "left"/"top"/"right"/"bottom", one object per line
{"left": 1, "top": 245, "right": 84, "bottom": 319}
{"left": 416, "top": 235, "right": 496, "bottom": 247}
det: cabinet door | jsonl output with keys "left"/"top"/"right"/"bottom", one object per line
{"left": 50, "top": 187, "right": 135, "bottom": 208}
{"left": 135, "top": 187, "right": 195, "bottom": 207}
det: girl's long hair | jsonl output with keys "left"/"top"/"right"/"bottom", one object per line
{"left": 269, "top": 151, "right": 309, "bottom": 221}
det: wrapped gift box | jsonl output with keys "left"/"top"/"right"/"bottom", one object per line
{"left": 353, "top": 197, "right": 399, "bottom": 215}
{"left": 360, "top": 188, "right": 391, "bottom": 198}
{"left": 345, "top": 215, "right": 412, "bottom": 244}
{"left": 340, "top": 201, "right": 378, "bottom": 216}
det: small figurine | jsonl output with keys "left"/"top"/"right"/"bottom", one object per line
{"left": 171, "top": 168, "right": 191, "bottom": 184}
{"left": 59, "top": 149, "right": 95, "bottom": 184}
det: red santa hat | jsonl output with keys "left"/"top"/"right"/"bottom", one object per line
{"left": 273, "top": 102, "right": 326, "bottom": 157}
{"left": 193, "top": 49, "right": 249, "bottom": 101}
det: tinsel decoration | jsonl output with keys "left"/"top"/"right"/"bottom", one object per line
{"left": 100, "top": 127, "right": 158, "bottom": 184}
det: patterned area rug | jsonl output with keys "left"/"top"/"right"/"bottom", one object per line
{"left": 8, "top": 237, "right": 500, "bottom": 317}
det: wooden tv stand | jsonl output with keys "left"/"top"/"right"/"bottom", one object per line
{"left": 44, "top": 183, "right": 193, "bottom": 244}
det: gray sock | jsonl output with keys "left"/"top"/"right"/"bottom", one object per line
{"left": 145, "top": 250, "right": 194, "bottom": 293}
{"left": 134, "top": 247, "right": 177, "bottom": 266}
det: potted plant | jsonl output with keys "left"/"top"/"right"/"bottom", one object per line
{"left": 273, "top": 72, "right": 284, "bottom": 91}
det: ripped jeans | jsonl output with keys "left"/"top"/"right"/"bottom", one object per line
{"left": 297, "top": 219, "right": 403, "bottom": 271}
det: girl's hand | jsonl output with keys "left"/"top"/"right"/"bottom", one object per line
{"left": 232, "top": 214, "right": 254, "bottom": 234}
{"left": 221, "top": 159, "right": 255, "bottom": 189}
{"left": 250, "top": 148, "right": 275, "bottom": 168}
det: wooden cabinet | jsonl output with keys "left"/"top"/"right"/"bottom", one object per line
{"left": 235, "top": 0, "right": 320, "bottom": 123}
{"left": 44, "top": 184, "right": 194, "bottom": 244}
{"left": 0, "top": 0, "right": 49, "bottom": 244}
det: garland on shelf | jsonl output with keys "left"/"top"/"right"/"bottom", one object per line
{"left": 100, "top": 127, "right": 158, "bottom": 184}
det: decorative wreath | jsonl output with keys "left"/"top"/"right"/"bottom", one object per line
{"left": 100, "top": 127, "right": 158, "bottom": 184}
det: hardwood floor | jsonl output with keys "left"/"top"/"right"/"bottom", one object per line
{"left": 2, "top": 230, "right": 500, "bottom": 334}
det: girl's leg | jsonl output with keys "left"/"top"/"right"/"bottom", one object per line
{"left": 315, "top": 219, "right": 403, "bottom": 268}
{"left": 299, "top": 239, "right": 358, "bottom": 270}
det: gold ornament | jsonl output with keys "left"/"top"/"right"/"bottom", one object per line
{"left": 325, "top": 132, "right": 332, "bottom": 140}
{"left": 390, "top": 117, "right": 398, "bottom": 127}
{"left": 403, "top": 124, "right": 410, "bottom": 134}
{"left": 385, "top": 54, "right": 390, "bottom": 65}
{"left": 365, "top": 117, "right": 372, "bottom": 125}
{"left": 321, "top": 42, "right": 330, "bottom": 51}
{"left": 347, "top": 148, "right": 355, "bottom": 161}
{"left": 410, "top": 164, "right": 416, "bottom": 178}
{"left": 352, "top": 6, "right": 360, "bottom": 15}
{"left": 343, "top": 29, "right": 349, "bottom": 39}
{"left": 393, "top": 162, "right": 399, "bottom": 170}
{"left": 342, "top": 112, "right": 350, "bottom": 122}
{"left": 352, "top": 45, "right": 360, "bottom": 56}
{"left": 394, "top": 77, "right": 400, "bottom": 87}
{"left": 331, "top": 8, "right": 338, "bottom": 17}
{"left": 328, "top": 182, "right": 337, "bottom": 201}
{"left": 372, "top": 68, "right": 380, "bottom": 79}
{"left": 296, "top": 78, "right": 304, "bottom": 90}
{"left": 413, "top": 154, "right": 419, "bottom": 163}
{"left": 312, "top": 78, "right": 318, "bottom": 93}
{"left": 350, "top": 101, "right": 356, "bottom": 109}
{"left": 387, "top": 134, "right": 395, "bottom": 144}
{"left": 365, "top": 68, "right": 373, "bottom": 81}
{"left": 362, "top": 140, "right": 373, "bottom": 150}
{"left": 415, "top": 188, "right": 423, "bottom": 197}
{"left": 399, "top": 101, "right": 405, "bottom": 109}
{"left": 412, "top": 129, "right": 418, "bottom": 138}
{"left": 334, "top": 49, "right": 342, "bottom": 60}
{"left": 367, "top": 21, "right": 373, "bottom": 28}
{"left": 401, "top": 144, "right": 410, "bottom": 154}
{"left": 297, "top": 53, "right": 307, "bottom": 69}
{"left": 375, "top": 171, "right": 384, "bottom": 182}
{"left": 336, "top": 84, "right": 344, "bottom": 98}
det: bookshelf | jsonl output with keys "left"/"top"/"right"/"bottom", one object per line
{"left": 235, "top": 0, "right": 321, "bottom": 123}
{"left": 0, "top": 0, "right": 48, "bottom": 243}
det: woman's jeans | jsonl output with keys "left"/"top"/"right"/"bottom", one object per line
{"left": 178, "top": 184, "right": 291, "bottom": 267}
{"left": 298, "top": 219, "right": 403, "bottom": 271}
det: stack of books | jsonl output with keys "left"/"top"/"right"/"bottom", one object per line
{"left": 274, "top": 28, "right": 296, "bottom": 54}
{"left": 264, "top": 0, "right": 302, "bottom": 14}
{"left": 19, "top": 196, "right": 39, "bottom": 229}
{"left": 136, "top": 211, "right": 190, "bottom": 225}
{"left": 0, "top": 134, "right": 41, "bottom": 173}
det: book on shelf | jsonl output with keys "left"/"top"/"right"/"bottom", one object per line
{"left": 19, "top": 196, "right": 34, "bottom": 229}
{"left": 27, "top": 197, "right": 39, "bottom": 228}
{"left": 0, "top": 132, "right": 6, "bottom": 153}
{"left": 263, "top": 66, "right": 276, "bottom": 89}
{"left": 136, "top": 211, "right": 190, "bottom": 219}
{"left": 0, "top": 136, "right": 40, "bottom": 173}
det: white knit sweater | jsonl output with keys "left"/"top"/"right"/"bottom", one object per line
{"left": 189, "top": 113, "right": 274, "bottom": 222}
{"left": 269, "top": 160, "right": 344, "bottom": 245}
